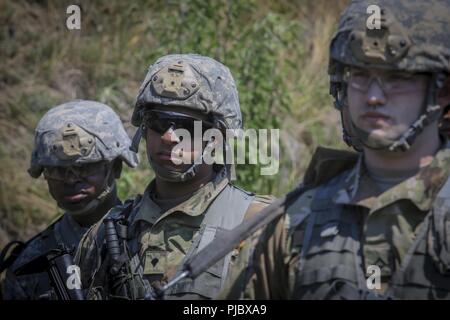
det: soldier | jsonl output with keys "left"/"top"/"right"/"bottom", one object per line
{"left": 222, "top": 0, "right": 450, "bottom": 299}
{"left": 0, "top": 100, "right": 138, "bottom": 299}
{"left": 74, "top": 54, "right": 272, "bottom": 300}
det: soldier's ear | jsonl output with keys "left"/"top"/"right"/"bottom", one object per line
{"left": 438, "top": 76, "right": 450, "bottom": 109}
{"left": 112, "top": 159, "right": 123, "bottom": 179}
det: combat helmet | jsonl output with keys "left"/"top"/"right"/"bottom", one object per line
{"left": 131, "top": 53, "right": 242, "bottom": 182}
{"left": 29, "top": 100, "right": 138, "bottom": 215}
{"left": 328, "top": 0, "right": 450, "bottom": 151}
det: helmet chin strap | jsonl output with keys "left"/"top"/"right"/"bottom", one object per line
{"left": 130, "top": 124, "right": 145, "bottom": 153}
{"left": 66, "top": 166, "right": 115, "bottom": 217}
{"left": 341, "top": 73, "right": 445, "bottom": 153}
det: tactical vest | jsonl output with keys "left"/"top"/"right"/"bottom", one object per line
{"left": 161, "top": 184, "right": 254, "bottom": 299}
{"left": 89, "top": 184, "right": 254, "bottom": 300}
{"left": 289, "top": 172, "right": 450, "bottom": 300}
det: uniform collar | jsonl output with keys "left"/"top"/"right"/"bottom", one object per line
{"left": 54, "top": 213, "right": 90, "bottom": 247}
{"left": 131, "top": 168, "right": 229, "bottom": 227}
{"left": 334, "top": 141, "right": 450, "bottom": 212}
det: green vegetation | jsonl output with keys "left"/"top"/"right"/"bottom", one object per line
{"left": 0, "top": 0, "right": 350, "bottom": 246}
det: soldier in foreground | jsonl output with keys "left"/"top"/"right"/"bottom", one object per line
{"left": 0, "top": 100, "right": 138, "bottom": 299}
{"left": 75, "top": 54, "right": 271, "bottom": 300}
{"left": 222, "top": 0, "right": 450, "bottom": 299}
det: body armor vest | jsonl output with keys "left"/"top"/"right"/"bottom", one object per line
{"left": 88, "top": 183, "right": 254, "bottom": 299}
{"left": 290, "top": 171, "right": 450, "bottom": 300}
{"left": 161, "top": 184, "right": 254, "bottom": 299}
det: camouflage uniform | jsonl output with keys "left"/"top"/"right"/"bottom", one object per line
{"left": 222, "top": 0, "right": 450, "bottom": 300}
{"left": 77, "top": 168, "right": 271, "bottom": 299}
{"left": 75, "top": 54, "right": 272, "bottom": 300}
{"left": 1, "top": 100, "right": 138, "bottom": 300}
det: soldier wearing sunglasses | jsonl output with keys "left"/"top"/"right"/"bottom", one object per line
{"left": 1, "top": 100, "right": 138, "bottom": 299}
{"left": 75, "top": 54, "right": 272, "bottom": 300}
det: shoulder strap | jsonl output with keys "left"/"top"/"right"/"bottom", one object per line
{"left": 0, "top": 241, "right": 26, "bottom": 273}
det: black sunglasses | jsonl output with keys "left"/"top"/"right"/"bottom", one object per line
{"left": 43, "top": 161, "right": 109, "bottom": 182}
{"left": 144, "top": 111, "right": 214, "bottom": 135}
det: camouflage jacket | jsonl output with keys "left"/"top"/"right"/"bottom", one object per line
{"left": 222, "top": 142, "right": 450, "bottom": 300}
{"left": 1, "top": 213, "right": 90, "bottom": 300}
{"left": 75, "top": 168, "right": 272, "bottom": 300}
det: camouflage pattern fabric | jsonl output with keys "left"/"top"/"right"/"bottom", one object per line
{"left": 329, "top": 0, "right": 450, "bottom": 74}
{"left": 1, "top": 100, "right": 134, "bottom": 299}
{"left": 221, "top": 142, "right": 450, "bottom": 299}
{"left": 29, "top": 99, "right": 138, "bottom": 178}
{"left": 328, "top": 0, "right": 450, "bottom": 151}
{"left": 132, "top": 54, "right": 243, "bottom": 131}
{"left": 75, "top": 168, "right": 272, "bottom": 300}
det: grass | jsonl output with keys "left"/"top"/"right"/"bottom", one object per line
{"left": 0, "top": 0, "right": 350, "bottom": 247}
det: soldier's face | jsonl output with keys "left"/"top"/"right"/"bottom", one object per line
{"left": 145, "top": 111, "right": 210, "bottom": 173}
{"left": 44, "top": 162, "right": 112, "bottom": 212}
{"left": 346, "top": 68, "right": 430, "bottom": 141}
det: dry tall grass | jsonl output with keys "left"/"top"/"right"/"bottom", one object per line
{"left": 0, "top": 0, "right": 350, "bottom": 247}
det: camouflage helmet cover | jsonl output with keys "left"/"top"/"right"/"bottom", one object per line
{"left": 329, "top": 0, "right": 450, "bottom": 76}
{"left": 29, "top": 100, "right": 139, "bottom": 178}
{"left": 132, "top": 53, "right": 243, "bottom": 130}
{"left": 328, "top": 0, "right": 450, "bottom": 152}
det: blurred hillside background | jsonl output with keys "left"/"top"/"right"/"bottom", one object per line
{"left": 0, "top": 0, "right": 350, "bottom": 247}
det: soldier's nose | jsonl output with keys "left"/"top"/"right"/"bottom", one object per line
{"left": 366, "top": 80, "right": 387, "bottom": 107}
{"left": 161, "top": 125, "right": 180, "bottom": 145}
{"left": 64, "top": 170, "right": 81, "bottom": 185}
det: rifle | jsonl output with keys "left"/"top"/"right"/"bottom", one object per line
{"left": 15, "top": 244, "right": 84, "bottom": 300}
{"left": 104, "top": 216, "right": 133, "bottom": 299}
{"left": 104, "top": 216, "right": 156, "bottom": 300}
